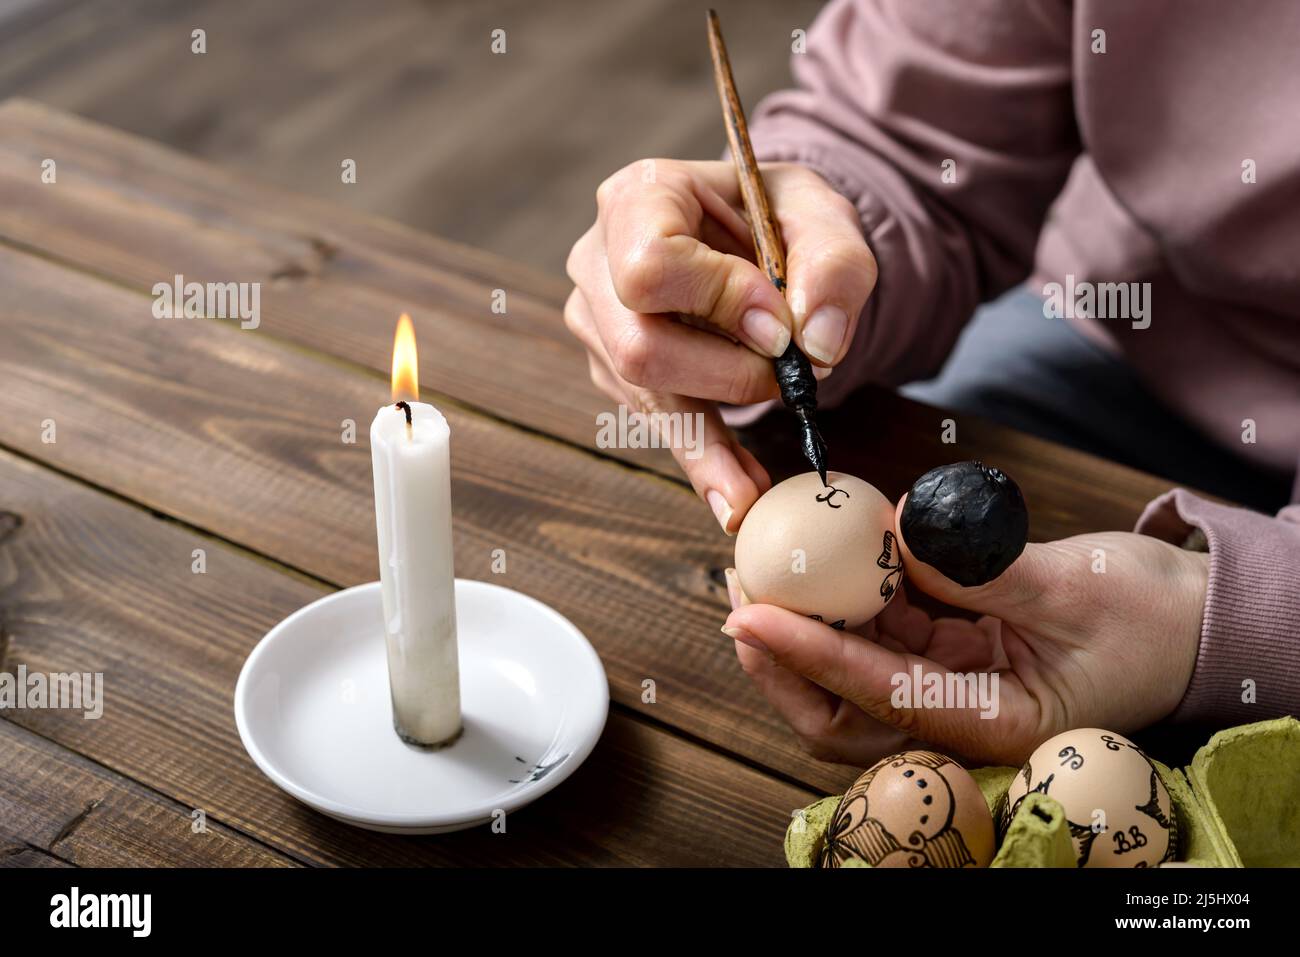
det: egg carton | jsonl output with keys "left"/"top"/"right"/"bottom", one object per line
{"left": 784, "top": 716, "right": 1299, "bottom": 868}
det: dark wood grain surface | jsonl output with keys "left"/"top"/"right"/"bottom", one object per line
{"left": 0, "top": 0, "right": 825, "bottom": 276}
{"left": 0, "top": 721, "right": 296, "bottom": 868}
{"left": 0, "top": 241, "right": 849, "bottom": 796}
{"left": 0, "top": 100, "right": 1187, "bottom": 866}
{"left": 0, "top": 449, "right": 811, "bottom": 866}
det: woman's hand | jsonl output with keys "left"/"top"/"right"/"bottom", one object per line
{"left": 564, "top": 159, "right": 876, "bottom": 532}
{"left": 723, "top": 512, "right": 1208, "bottom": 766}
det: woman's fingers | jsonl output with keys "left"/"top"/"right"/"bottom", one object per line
{"left": 872, "top": 584, "right": 935, "bottom": 656}
{"left": 731, "top": 441, "right": 773, "bottom": 500}
{"left": 723, "top": 574, "right": 910, "bottom": 764}
{"left": 565, "top": 288, "right": 766, "bottom": 532}
{"left": 739, "top": 651, "right": 912, "bottom": 766}
{"left": 925, "top": 616, "right": 1006, "bottom": 673}
{"left": 595, "top": 163, "right": 793, "bottom": 358}
{"left": 602, "top": 311, "right": 782, "bottom": 404}
{"left": 568, "top": 226, "right": 780, "bottom": 405}
{"left": 893, "top": 496, "right": 1073, "bottom": 623}
{"left": 594, "top": 159, "right": 878, "bottom": 370}
{"left": 563, "top": 156, "right": 880, "bottom": 532}
{"left": 764, "top": 165, "right": 877, "bottom": 366}
{"left": 723, "top": 602, "right": 1037, "bottom": 764}
{"left": 651, "top": 396, "right": 766, "bottom": 533}
{"left": 724, "top": 570, "right": 832, "bottom": 744}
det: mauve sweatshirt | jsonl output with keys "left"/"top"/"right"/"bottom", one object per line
{"left": 745, "top": 0, "right": 1300, "bottom": 726}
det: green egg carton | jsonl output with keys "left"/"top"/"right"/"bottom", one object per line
{"left": 785, "top": 716, "right": 1299, "bottom": 868}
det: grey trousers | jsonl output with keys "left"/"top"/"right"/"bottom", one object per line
{"left": 900, "top": 287, "right": 1292, "bottom": 513}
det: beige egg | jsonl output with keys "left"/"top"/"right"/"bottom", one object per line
{"left": 820, "top": 750, "right": 996, "bottom": 868}
{"left": 1000, "top": 728, "right": 1176, "bottom": 868}
{"left": 734, "top": 471, "right": 901, "bottom": 629}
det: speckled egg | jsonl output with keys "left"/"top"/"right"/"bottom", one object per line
{"left": 734, "top": 471, "right": 901, "bottom": 629}
{"left": 1001, "top": 728, "right": 1176, "bottom": 868}
{"left": 820, "top": 750, "right": 996, "bottom": 868}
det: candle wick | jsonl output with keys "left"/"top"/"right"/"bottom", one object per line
{"left": 395, "top": 400, "right": 414, "bottom": 439}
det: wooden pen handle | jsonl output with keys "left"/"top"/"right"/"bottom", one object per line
{"left": 707, "top": 9, "right": 787, "bottom": 293}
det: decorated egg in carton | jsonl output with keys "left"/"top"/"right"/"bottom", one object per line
{"left": 785, "top": 717, "right": 1299, "bottom": 868}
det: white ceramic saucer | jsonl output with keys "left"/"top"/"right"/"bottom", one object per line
{"left": 234, "top": 579, "right": 608, "bottom": 834}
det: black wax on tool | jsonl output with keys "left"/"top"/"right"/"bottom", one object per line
{"left": 707, "top": 10, "right": 829, "bottom": 487}
{"left": 900, "top": 461, "right": 1029, "bottom": 587}
{"left": 774, "top": 343, "right": 828, "bottom": 486}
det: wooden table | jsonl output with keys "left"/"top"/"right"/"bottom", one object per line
{"left": 0, "top": 98, "right": 1185, "bottom": 867}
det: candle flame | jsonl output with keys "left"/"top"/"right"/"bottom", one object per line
{"left": 391, "top": 313, "right": 418, "bottom": 403}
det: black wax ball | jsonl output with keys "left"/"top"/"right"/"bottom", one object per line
{"left": 900, "top": 461, "right": 1029, "bottom": 587}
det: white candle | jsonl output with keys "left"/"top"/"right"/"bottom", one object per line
{"left": 370, "top": 315, "right": 461, "bottom": 748}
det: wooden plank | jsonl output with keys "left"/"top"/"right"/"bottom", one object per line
{"left": 0, "top": 449, "right": 813, "bottom": 866}
{"left": 0, "top": 241, "right": 850, "bottom": 793}
{"left": 0, "top": 836, "right": 71, "bottom": 869}
{"left": 0, "top": 97, "right": 1196, "bottom": 520}
{"left": 0, "top": 1, "right": 822, "bottom": 275}
{"left": 0, "top": 96, "right": 570, "bottom": 303}
{"left": 0, "top": 97, "right": 675, "bottom": 475}
{"left": 0, "top": 721, "right": 296, "bottom": 867}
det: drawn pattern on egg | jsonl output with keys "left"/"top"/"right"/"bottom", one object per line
{"left": 820, "top": 751, "right": 990, "bottom": 869}
{"left": 734, "top": 472, "right": 901, "bottom": 629}
{"left": 998, "top": 729, "right": 1177, "bottom": 868}
{"left": 809, "top": 615, "right": 847, "bottom": 630}
{"left": 878, "top": 530, "right": 904, "bottom": 601}
{"left": 815, "top": 486, "right": 850, "bottom": 508}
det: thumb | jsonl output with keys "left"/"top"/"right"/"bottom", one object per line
{"left": 894, "top": 497, "right": 1061, "bottom": 622}
{"left": 767, "top": 165, "right": 877, "bottom": 366}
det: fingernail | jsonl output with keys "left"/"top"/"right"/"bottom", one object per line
{"left": 802, "top": 305, "right": 848, "bottom": 365}
{"left": 740, "top": 308, "right": 791, "bottom": 358}
{"left": 724, "top": 567, "right": 745, "bottom": 609}
{"left": 706, "top": 489, "right": 734, "bottom": 534}
{"left": 812, "top": 364, "right": 834, "bottom": 381}
{"left": 722, "top": 624, "right": 768, "bottom": 653}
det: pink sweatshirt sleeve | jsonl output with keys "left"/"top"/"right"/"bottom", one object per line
{"left": 746, "top": 0, "right": 1080, "bottom": 402}
{"left": 1136, "top": 490, "right": 1300, "bottom": 725}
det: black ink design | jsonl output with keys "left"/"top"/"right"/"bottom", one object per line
{"left": 899, "top": 461, "right": 1029, "bottom": 586}
{"left": 1070, "top": 819, "right": 1100, "bottom": 868}
{"left": 809, "top": 614, "right": 847, "bottom": 630}
{"left": 994, "top": 793, "right": 1012, "bottom": 834}
{"left": 1135, "top": 767, "right": 1179, "bottom": 862}
{"left": 1058, "top": 746, "right": 1085, "bottom": 770}
{"left": 1112, "top": 826, "right": 1148, "bottom": 855}
{"left": 1101, "top": 733, "right": 1145, "bottom": 755}
{"left": 877, "top": 530, "right": 904, "bottom": 601}
{"left": 998, "top": 759, "right": 1036, "bottom": 834}
{"left": 508, "top": 752, "right": 570, "bottom": 784}
{"left": 821, "top": 751, "right": 980, "bottom": 869}
{"left": 1003, "top": 769, "right": 1061, "bottom": 842}
{"left": 1135, "top": 768, "right": 1174, "bottom": 829}
{"left": 1005, "top": 738, "right": 1177, "bottom": 867}
{"left": 815, "top": 485, "right": 850, "bottom": 508}
{"left": 1017, "top": 761, "right": 1033, "bottom": 792}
